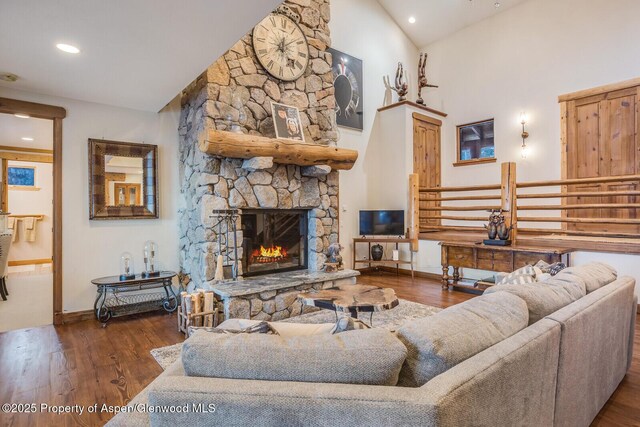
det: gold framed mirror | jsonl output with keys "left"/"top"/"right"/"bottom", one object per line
{"left": 88, "top": 139, "right": 158, "bottom": 220}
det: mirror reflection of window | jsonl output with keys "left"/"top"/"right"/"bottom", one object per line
{"left": 104, "top": 155, "right": 144, "bottom": 206}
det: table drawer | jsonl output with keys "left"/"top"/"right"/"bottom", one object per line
{"left": 477, "top": 249, "right": 494, "bottom": 260}
{"left": 476, "top": 258, "right": 494, "bottom": 270}
{"left": 447, "top": 247, "right": 475, "bottom": 268}
{"left": 492, "top": 251, "right": 513, "bottom": 262}
{"left": 493, "top": 260, "right": 513, "bottom": 273}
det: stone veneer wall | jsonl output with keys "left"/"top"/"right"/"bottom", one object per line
{"left": 178, "top": 0, "right": 340, "bottom": 291}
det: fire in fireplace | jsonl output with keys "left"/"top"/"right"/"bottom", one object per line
{"left": 241, "top": 209, "right": 308, "bottom": 276}
{"left": 252, "top": 245, "right": 288, "bottom": 264}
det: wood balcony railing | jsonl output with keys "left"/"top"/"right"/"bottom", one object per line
{"left": 407, "top": 162, "right": 640, "bottom": 249}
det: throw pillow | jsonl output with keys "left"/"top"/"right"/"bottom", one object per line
{"left": 535, "top": 260, "right": 567, "bottom": 276}
{"left": 331, "top": 316, "right": 371, "bottom": 334}
{"left": 269, "top": 322, "right": 336, "bottom": 337}
{"left": 497, "top": 265, "right": 537, "bottom": 285}
{"left": 188, "top": 320, "right": 277, "bottom": 337}
{"left": 182, "top": 328, "right": 408, "bottom": 386}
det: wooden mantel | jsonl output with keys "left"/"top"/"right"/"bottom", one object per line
{"left": 198, "top": 129, "right": 358, "bottom": 170}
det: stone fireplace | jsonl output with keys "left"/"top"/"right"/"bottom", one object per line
{"left": 176, "top": 0, "right": 359, "bottom": 321}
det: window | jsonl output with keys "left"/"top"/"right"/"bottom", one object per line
{"left": 455, "top": 119, "right": 496, "bottom": 166}
{"left": 8, "top": 166, "right": 36, "bottom": 187}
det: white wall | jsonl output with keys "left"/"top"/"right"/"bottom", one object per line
{"left": 0, "top": 87, "right": 179, "bottom": 313}
{"left": 330, "top": 0, "right": 419, "bottom": 268}
{"left": 7, "top": 161, "right": 53, "bottom": 263}
{"left": 415, "top": 0, "right": 640, "bottom": 295}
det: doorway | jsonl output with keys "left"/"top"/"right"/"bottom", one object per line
{"left": 413, "top": 112, "right": 442, "bottom": 227}
{"left": 560, "top": 79, "right": 640, "bottom": 234}
{"left": 0, "top": 97, "right": 65, "bottom": 328}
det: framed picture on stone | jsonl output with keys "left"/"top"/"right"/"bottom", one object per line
{"left": 328, "top": 48, "right": 363, "bottom": 131}
{"left": 271, "top": 102, "right": 305, "bottom": 142}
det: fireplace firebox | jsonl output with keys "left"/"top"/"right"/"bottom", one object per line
{"left": 241, "top": 209, "right": 308, "bottom": 277}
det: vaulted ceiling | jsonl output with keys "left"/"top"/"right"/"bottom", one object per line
{"left": 0, "top": 0, "right": 282, "bottom": 112}
{"left": 377, "top": 0, "right": 529, "bottom": 48}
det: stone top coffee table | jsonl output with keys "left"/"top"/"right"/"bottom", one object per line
{"left": 297, "top": 284, "right": 399, "bottom": 320}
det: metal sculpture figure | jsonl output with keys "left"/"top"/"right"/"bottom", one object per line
{"left": 383, "top": 62, "right": 408, "bottom": 102}
{"left": 416, "top": 53, "right": 438, "bottom": 105}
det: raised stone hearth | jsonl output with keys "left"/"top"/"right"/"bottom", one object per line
{"left": 206, "top": 269, "right": 360, "bottom": 321}
{"left": 178, "top": 0, "right": 341, "bottom": 292}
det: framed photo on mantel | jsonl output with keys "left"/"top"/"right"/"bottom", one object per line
{"left": 328, "top": 48, "right": 363, "bottom": 131}
{"left": 455, "top": 118, "right": 496, "bottom": 166}
{"left": 271, "top": 102, "right": 305, "bottom": 142}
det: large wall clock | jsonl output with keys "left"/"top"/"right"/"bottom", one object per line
{"left": 252, "top": 13, "right": 309, "bottom": 82}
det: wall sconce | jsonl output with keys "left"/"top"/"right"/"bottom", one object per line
{"left": 520, "top": 112, "right": 529, "bottom": 158}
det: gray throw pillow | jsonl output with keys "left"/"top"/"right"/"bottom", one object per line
{"left": 188, "top": 320, "right": 277, "bottom": 337}
{"left": 396, "top": 292, "right": 529, "bottom": 387}
{"left": 331, "top": 316, "right": 371, "bottom": 334}
{"left": 182, "top": 328, "right": 407, "bottom": 386}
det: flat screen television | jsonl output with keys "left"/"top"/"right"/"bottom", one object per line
{"left": 359, "top": 210, "right": 405, "bottom": 236}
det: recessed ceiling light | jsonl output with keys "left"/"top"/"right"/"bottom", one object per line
{"left": 21, "top": 137, "right": 34, "bottom": 141}
{"left": 56, "top": 43, "right": 80, "bottom": 54}
{"left": 14, "top": 113, "right": 30, "bottom": 119}
{"left": 494, "top": 2, "right": 501, "bottom": 7}
{"left": 408, "top": 16, "right": 416, "bottom": 24}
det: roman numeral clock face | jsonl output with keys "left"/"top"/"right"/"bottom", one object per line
{"left": 252, "top": 14, "right": 309, "bottom": 82}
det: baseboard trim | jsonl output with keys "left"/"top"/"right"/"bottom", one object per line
{"left": 356, "top": 266, "right": 442, "bottom": 282}
{"left": 58, "top": 309, "right": 95, "bottom": 324}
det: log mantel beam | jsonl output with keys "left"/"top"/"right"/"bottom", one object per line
{"left": 198, "top": 129, "right": 358, "bottom": 170}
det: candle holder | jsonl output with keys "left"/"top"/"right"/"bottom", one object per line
{"left": 142, "top": 240, "right": 160, "bottom": 278}
{"left": 119, "top": 252, "right": 136, "bottom": 281}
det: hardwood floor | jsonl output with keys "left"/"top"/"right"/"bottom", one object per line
{"left": 0, "top": 272, "right": 637, "bottom": 426}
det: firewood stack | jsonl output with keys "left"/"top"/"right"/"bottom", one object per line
{"left": 177, "top": 289, "right": 221, "bottom": 337}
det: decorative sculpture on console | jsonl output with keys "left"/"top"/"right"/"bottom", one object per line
{"left": 383, "top": 62, "right": 408, "bottom": 102}
{"left": 484, "top": 209, "right": 512, "bottom": 246}
{"left": 484, "top": 209, "right": 500, "bottom": 240}
{"left": 416, "top": 53, "right": 438, "bottom": 105}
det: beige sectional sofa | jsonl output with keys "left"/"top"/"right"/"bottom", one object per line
{"left": 108, "top": 263, "right": 637, "bottom": 427}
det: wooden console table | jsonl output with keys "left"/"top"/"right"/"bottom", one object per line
{"left": 353, "top": 237, "right": 415, "bottom": 279}
{"left": 440, "top": 241, "right": 574, "bottom": 291}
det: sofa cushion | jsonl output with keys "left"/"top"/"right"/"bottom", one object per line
{"left": 484, "top": 278, "right": 585, "bottom": 324}
{"left": 182, "top": 328, "right": 407, "bottom": 386}
{"left": 542, "top": 275, "right": 587, "bottom": 300}
{"left": 554, "top": 262, "right": 617, "bottom": 293}
{"left": 395, "top": 292, "right": 529, "bottom": 387}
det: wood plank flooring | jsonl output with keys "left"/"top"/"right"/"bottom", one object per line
{"left": 0, "top": 272, "right": 637, "bottom": 426}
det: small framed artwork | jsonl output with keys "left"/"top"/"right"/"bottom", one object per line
{"left": 455, "top": 119, "right": 496, "bottom": 166}
{"left": 328, "top": 48, "right": 363, "bottom": 131}
{"left": 271, "top": 102, "right": 305, "bottom": 142}
{"left": 8, "top": 165, "right": 37, "bottom": 189}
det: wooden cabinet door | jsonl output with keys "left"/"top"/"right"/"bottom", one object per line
{"left": 413, "top": 113, "right": 441, "bottom": 227}
{"left": 565, "top": 87, "right": 639, "bottom": 233}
